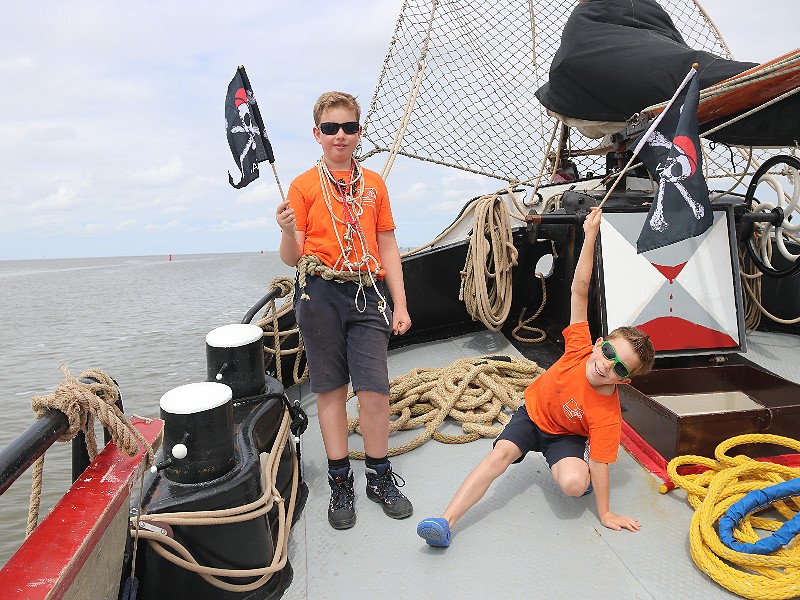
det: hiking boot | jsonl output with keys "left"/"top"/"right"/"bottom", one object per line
{"left": 327, "top": 468, "right": 356, "bottom": 530}
{"left": 365, "top": 463, "right": 413, "bottom": 519}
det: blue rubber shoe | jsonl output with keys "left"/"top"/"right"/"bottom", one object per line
{"left": 582, "top": 481, "right": 593, "bottom": 496}
{"left": 417, "top": 517, "right": 451, "bottom": 547}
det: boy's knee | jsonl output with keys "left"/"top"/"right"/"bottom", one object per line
{"left": 558, "top": 471, "right": 591, "bottom": 497}
{"left": 485, "top": 442, "right": 519, "bottom": 474}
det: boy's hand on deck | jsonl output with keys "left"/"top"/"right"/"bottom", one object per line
{"left": 583, "top": 207, "right": 602, "bottom": 236}
{"left": 600, "top": 511, "right": 640, "bottom": 532}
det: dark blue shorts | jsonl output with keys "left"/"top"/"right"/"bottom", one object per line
{"left": 294, "top": 275, "right": 392, "bottom": 395}
{"left": 495, "top": 403, "right": 589, "bottom": 468}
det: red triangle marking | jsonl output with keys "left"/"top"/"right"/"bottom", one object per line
{"left": 651, "top": 261, "right": 688, "bottom": 283}
{"left": 637, "top": 316, "right": 737, "bottom": 351}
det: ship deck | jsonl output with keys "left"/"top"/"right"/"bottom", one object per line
{"left": 283, "top": 328, "right": 800, "bottom": 600}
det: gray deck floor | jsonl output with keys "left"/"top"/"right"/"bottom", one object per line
{"left": 283, "top": 330, "right": 800, "bottom": 600}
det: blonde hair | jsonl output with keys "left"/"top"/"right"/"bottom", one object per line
{"left": 607, "top": 326, "right": 655, "bottom": 377}
{"left": 312, "top": 91, "right": 361, "bottom": 125}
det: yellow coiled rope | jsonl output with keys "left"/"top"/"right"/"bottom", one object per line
{"left": 667, "top": 434, "right": 800, "bottom": 600}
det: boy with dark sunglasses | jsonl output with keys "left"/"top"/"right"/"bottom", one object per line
{"left": 276, "top": 91, "right": 413, "bottom": 530}
{"left": 417, "top": 207, "right": 655, "bottom": 547}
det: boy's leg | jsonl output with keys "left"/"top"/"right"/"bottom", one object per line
{"left": 318, "top": 385, "right": 357, "bottom": 529}
{"left": 441, "top": 440, "right": 522, "bottom": 528}
{"left": 356, "top": 390, "right": 389, "bottom": 458}
{"left": 359, "top": 389, "right": 413, "bottom": 519}
{"left": 417, "top": 441, "right": 521, "bottom": 547}
{"left": 317, "top": 385, "right": 350, "bottom": 460}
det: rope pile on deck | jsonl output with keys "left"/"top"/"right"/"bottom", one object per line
{"left": 346, "top": 354, "right": 544, "bottom": 459}
{"left": 667, "top": 434, "right": 800, "bottom": 600}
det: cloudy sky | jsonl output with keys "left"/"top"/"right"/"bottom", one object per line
{"left": 0, "top": 0, "right": 796, "bottom": 260}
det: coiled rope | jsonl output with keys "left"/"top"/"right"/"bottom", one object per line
{"left": 27, "top": 365, "right": 155, "bottom": 536}
{"left": 459, "top": 191, "right": 520, "bottom": 331}
{"left": 346, "top": 354, "right": 544, "bottom": 459}
{"left": 511, "top": 273, "right": 548, "bottom": 343}
{"left": 667, "top": 434, "right": 800, "bottom": 599}
{"left": 255, "top": 275, "right": 308, "bottom": 386}
{"left": 133, "top": 408, "right": 299, "bottom": 593}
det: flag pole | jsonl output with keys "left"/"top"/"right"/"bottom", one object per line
{"left": 598, "top": 64, "right": 699, "bottom": 209}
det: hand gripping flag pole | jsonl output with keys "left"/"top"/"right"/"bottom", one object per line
{"left": 598, "top": 64, "right": 699, "bottom": 210}
{"left": 225, "top": 65, "right": 285, "bottom": 200}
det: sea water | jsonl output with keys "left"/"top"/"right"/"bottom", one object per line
{"left": 0, "top": 252, "right": 293, "bottom": 568}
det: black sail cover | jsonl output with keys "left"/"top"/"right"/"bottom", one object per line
{"left": 535, "top": 0, "right": 800, "bottom": 147}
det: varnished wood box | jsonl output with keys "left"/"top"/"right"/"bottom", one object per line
{"left": 619, "top": 363, "right": 800, "bottom": 461}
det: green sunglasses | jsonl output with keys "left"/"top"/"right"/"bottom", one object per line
{"left": 601, "top": 340, "right": 631, "bottom": 379}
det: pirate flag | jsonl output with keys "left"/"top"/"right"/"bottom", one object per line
{"left": 635, "top": 71, "right": 712, "bottom": 253}
{"left": 225, "top": 66, "right": 275, "bottom": 189}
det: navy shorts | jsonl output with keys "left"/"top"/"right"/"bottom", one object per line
{"left": 294, "top": 275, "right": 392, "bottom": 395}
{"left": 495, "top": 403, "right": 589, "bottom": 468}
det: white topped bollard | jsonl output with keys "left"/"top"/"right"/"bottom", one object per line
{"left": 155, "top": 382, "right": 235, "bottom": 484}
{"left": 205, "top": 324, "right": 266, "bottom": 400}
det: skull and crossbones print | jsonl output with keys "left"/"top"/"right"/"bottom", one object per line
{"left": 647, "top": 131, "right": 707, "bottom": 232}
{"left": 229, "top": 87, "right": 261, "bottom": 174}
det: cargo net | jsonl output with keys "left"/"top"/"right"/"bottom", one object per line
{"left": 360, "top": 0, "right": 777, "bottom": 189}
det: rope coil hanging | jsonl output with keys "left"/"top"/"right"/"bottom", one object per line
{"left": 667, "top": 434, "right": 800, "bottom": 600}
{"left": 27, "top": 365, "right": 155, "bottom": 536}
{"left": 346, "top": 354, "right": 544, "bottom": 459}
{"left": 255, "top": 275, "right": 308, "bottom": 385}
{"left": 459, "top": 190, "right": 519, "bottom": 331}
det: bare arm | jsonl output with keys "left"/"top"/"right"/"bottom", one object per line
{"left": 570, "top": 207, "right": 602, "bottom": 324}
{"left": 377, "top": 230, "right": 411, "bottom": 335}
{"left": 589, "top": 459, "right": 640, "bottom": 532}
{"left": 276, "top": 200, "right": 304, "bottom": 267}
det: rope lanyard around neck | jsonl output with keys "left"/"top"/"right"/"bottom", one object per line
{"left": 297, "top": 157, "right": 388, "bottom": 324}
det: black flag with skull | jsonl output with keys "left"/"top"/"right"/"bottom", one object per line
{"left": 635, "top": 71, "right": 713, "bottom": 253}
{"left": 225, "top": 66, "right": 275, "bottom": 189}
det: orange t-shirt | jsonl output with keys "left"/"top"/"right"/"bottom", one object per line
{"left": 524, "top": 321, "right": 621, "bottom": 463}
{"left": 287, "top": 165, "right": 396, "bottom": 278}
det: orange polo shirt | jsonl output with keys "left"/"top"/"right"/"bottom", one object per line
{"left": 524, "top": 321, "right": 621, "bottom": 463}
{"left": 288, "top": 165, "right": 395, "bottom": 278}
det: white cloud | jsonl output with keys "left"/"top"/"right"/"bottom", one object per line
{"left": 213, "top": 216, "right": 273, "bottom": 232}
{"left": 127, "top": 156, "right": 186, "bottom": 186}
{"left": 0, "top": 56, "right": 34, "bottom": 70}
{"left": 29, "top": 184, "right": 83, "bottom": 211}
{"left": 142, "top": 220, "right": 198, "bottom": 233}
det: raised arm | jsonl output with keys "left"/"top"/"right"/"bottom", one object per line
{"left": 570, "top": 207, "right": 602, "bottom": 325}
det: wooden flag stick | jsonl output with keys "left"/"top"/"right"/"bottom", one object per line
{"left": 270, "top": 163, "right": 286, "bottom": 202}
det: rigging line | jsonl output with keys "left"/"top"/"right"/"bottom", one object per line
{"left": 381, "top": 0, "right": 439, "bottom": 181}
{"left": 525, "top": 118, "right": 560, "bottom": 206}
{"left": 701, "top": 86, "right": 800, "bottom": 138}
{"left": 691, "top": 0, "right": 734, "bottom": 59}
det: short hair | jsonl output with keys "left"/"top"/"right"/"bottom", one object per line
{"left": 312, "top": 91, "right": 361, "bottom": 125}
{"left": 607, "top": 326, "right": 655, "bottom": 377}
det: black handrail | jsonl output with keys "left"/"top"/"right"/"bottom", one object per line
{"left": 0, "top": 408, "right": 69, "bottom": 496}
{"left": 241, "top": 287, "right": 282, "bottom": 324}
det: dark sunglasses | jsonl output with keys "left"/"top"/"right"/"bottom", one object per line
{"left": 318, "top": 121, "right": 360, "bottom": 135}
{"left": 601, "top": 340, "right": 631, "bottom": 379}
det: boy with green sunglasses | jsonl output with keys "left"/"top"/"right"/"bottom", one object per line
{"left": 418, "top": 207, "right": 656, "bottom": 547}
